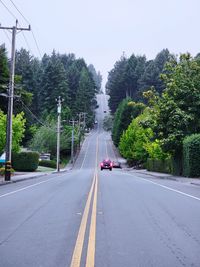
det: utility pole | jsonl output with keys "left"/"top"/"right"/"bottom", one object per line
{"left": 56, "top": 96, "right": 62, "bottom": 172}
{"left": 69, "top": 119, "right": 78, "bottom": 164}
{"left": 71, "top": 120, "right": 75, "bottom": 164}
{"left": 0, "top": 20, "right": 30, "bottom": 181}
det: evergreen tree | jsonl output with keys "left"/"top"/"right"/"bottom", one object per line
{"left": 123, "top": 54, "right": 146, "bottom": 99}
{"left": 106, "top": 55, "right": 128, "bottom": 114}
{"left": 74, "top": 67, "right": 96, "bottom": 126}
{"left": 40, "top": 51, "right": 69, "bottom": 114}
{"left": 88, "top": 64, "right": 102, "bottom": 93}
{"left": 0, "top": 45, "right": 9, "bottom": 112}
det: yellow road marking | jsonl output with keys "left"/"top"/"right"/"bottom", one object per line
{"left": 69, "top": 174, "right": 96, "bottom": 267}
{"left": 85, "top": 173, "right": 98, "bottom": 267}
{"left": 69, "top": 135, "right": 99, "bottom": 267}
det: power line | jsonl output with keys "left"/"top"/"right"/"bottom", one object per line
{"left": 0, "top": 0, "right": 31, "bottom": 51}
{"left": 0, "top": 0, "right": 42, "bottom": 59}
{"left": 8, "top": 0, "right": 30, "bottom": 25}
{"left": 20, "top": 99, "right": 51, "bottom": 128}
{"left": 3, "top": 29, "right": 11, "bottom": 44}
{"left": 30, "top": 31, "right": 42, "bottom": 58}
{"left": 0, "top": 0, "right": 16, "bottom": 20}
{"left": 8, "top": 0, "right": 43, "bottom": 58}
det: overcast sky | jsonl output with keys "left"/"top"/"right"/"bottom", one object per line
{"left": 0, "top": 0, "right": 200, "bottom": 87}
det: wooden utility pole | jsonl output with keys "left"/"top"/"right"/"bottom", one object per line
{"left": 56, "top": 96, "right": 62, "bottom": 172}
{"left": 0, "top": 20, "right": 30, "bottom": 181}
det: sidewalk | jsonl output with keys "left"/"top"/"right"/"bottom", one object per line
{"left": 124, "top": 168, "right": 200, "bottom": 187}
{"left": 0, "top": 163, "right": 73, "bottom": 186}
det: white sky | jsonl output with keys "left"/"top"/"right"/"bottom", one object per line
{"left": 0, "top": 0, "right": 200, "bottom": 88}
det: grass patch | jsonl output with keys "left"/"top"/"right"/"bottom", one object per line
{"left": 37, "top": 166, "right": 55, "bottom": 172}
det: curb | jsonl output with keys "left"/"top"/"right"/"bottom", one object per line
{"left": 124, "top": 169, "right": 200, "bottom": 186}
{"left": 0, "top": 166, "right": 72, "bottom": 186}
{"left": 131, "top": 170, "right": 177, "bottom": 181}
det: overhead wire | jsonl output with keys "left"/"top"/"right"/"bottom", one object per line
{"left": 8, "top": 0, "right": 43, "bottom": 58}
{"left": 0, "top": 0, "right": 16, "bottom": 19}
{"left": 3, "top": 29, "right": 11, "bottom": 44}
{"left": 0, "top": 0, "right": 43, "bottom": 59}
{"left": 8, "top": 0, "right": 29, "bottom": 24}
{"left": 19, "top": 99, "right": 73, "bottom": 142}
{"left": 19, "top": 99, "right": 52, "bottom": 129}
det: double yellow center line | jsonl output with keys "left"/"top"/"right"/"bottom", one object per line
{"left": 70, "top": 136, "right": 99, "bottom": 267}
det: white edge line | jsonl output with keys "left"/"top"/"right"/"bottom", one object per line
{"left": 125, "top": 172, "right": 200, "bottom": 201}
{"left": 0, "top": 172, "right": 67, "bottom": 199}
{"left": 0, "top": 179, "right": 53, "bottom": 198}
{"left": 80, "top": 138, "right": 91, "bottom": 170}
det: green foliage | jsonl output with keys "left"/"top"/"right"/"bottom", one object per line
{"left": 183, "top": 134, "right": 200, "bottom": 177}
{"left": 106, "top": 49, "right": 172, "bottom": 114}
{"left": 144, "top": 139, "right": 169, "bottom": 160}
{"left": 29, "top": 120, "right": 81, "bottom": 157}
{"left": 119, "top": 109, "right": 153, "bottom": 163}
{"left": 112, "top": 98, "right": 145, "bottom": 146}
{"left": 139, "top": 49, "right": 172, "bottom": 96}
{"left": 0, "top": 45, "right": 9, "bottom": 112}
{"left": 40, "top": 51, "right": 70, "bottom": 114}
{"left": 39, "top": 160, "right": 56, "bottom": 169}
{"left": 88, "top": 64, "right": 102, "bottom": 93}
{"left": 13, "top": 48, "right": 98, "bottom": 145}
{"left": 12, "top": 151, "right": 39, "bottom": 171}
{"left": 146, "top": 158, "right": 172, "bottom": 174}
{"left": 106, "top": 55, "right": 128, "bottom": 113}
{"left": 0, "top": 111, "right": 26, "bottom": 154}
{"left": 156, "top": 53, "right": 200, "bottom": 155}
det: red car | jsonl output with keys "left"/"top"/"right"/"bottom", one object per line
{"left": 100, "top": 159, "right": 113, "bottom": 171}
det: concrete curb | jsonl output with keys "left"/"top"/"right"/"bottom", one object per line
{"left": 123, "top": 168, "right": 200, "bottom": 187}
{"left": 0, "top": 166, "right": 73, "bottom": 186}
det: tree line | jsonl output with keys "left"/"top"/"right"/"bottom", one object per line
{"left": 0, "top": 44, "right": 102, "bottom": 158}
{"left": 109, "top": 50, "right": 200, "bottom": 176}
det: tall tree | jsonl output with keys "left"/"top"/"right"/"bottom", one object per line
{"left": 88, "top": 64, "right": 102, "bottom": 93}
{"left": 0, "top": 45, "right": 9, "bottom": 112}
{"left": 138, "top": 49, "right": 172, "bottom": 96}
{"left": 40, "top": 51, "right": 69, "bottom": 114}
{"left": 106, "top": 55, "right": 128, "bottom": 114}
{"left": 123, "top": 54, "right": 146, "bottom": 99}
{"left": 153, "top": 54, "right": 200, "bottom": 174}
{"left": 74, "top": 67, "right": 96, "bottom": 126}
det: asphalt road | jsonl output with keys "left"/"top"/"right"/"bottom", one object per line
{"left": 0, "top": 94, "right": 200, "bottom": 267}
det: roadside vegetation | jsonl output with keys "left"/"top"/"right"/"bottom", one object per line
{"left": 0, "top": 44, "right": 102, "bottom": 172}
{"left": 108, "top": 51, "right": 200, "bottom": 177}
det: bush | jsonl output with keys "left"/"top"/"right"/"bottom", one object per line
{"left": 39, "top": 160, "right": 56, "bottom": 169}
{"left": 183, "top": 134, "right": 200, "bottom": 177}
{"left": 146, "top": 158, "right": 172, "bottom": 174}
{"left": 12, "top": 151, "right": 39, "bottom": 171}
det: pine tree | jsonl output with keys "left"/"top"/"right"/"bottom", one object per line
{"left": 0, "top": 45, "right": 9, "bottom": 112}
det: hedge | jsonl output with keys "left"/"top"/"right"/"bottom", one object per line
{"left": 146, "top": 158, "right": 172, "bottom": 174}
{"left": 183, "top": 134, "right": 200, "bottom": 177}
{"left": 12, "top": 151, "right": 39, "bottom": 171}
{"left": 39, "top": 160, "right": 56, "bottom": 169}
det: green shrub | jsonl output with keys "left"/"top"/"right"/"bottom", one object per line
{"left": 12, "top": 151, "right": 39, "bottom": 171}
{"left": 183, "top": 134, "right": 200, "bottom": 177}
{"left": 146, "top": 158, "right": 172, "bottom": 174}
{"left": 39, "top": 160, "right": 56, "bottom": 169}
